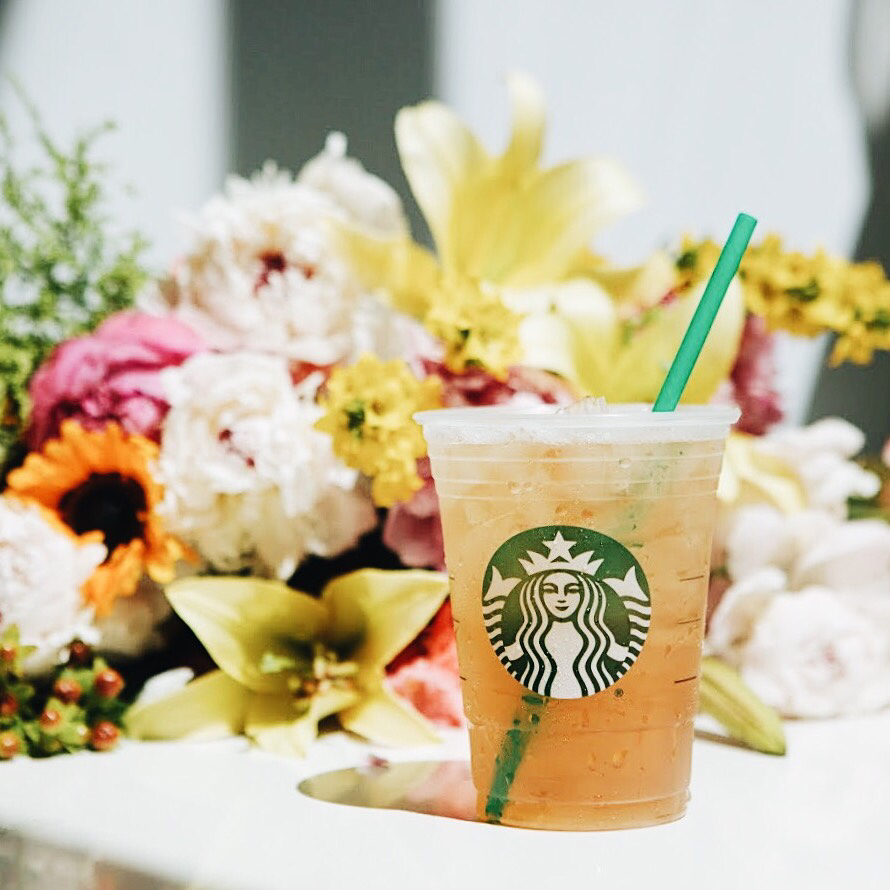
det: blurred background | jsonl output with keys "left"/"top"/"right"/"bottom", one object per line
{"left": 0, "top": 0, "right": 887, "bottom": 444}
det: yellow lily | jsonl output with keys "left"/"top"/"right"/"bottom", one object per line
{"left": 510, "top": 256, "right": 746, "bottom": 402}
{"left": 127, "top": 570, "right": 449, "bottom": 756}
{"left": 393, "top": 73, "right": 744, "bottom": 400}
{"left": 395, "top": 72, "right": 643, "bottom": 288}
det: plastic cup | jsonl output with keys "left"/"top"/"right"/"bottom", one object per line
{"left": 416, "top": 403, "right": 739, "bottom": 830}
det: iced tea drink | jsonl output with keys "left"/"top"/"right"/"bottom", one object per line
{"left": 417, "top": 404, "right": 737, "bottom": 830}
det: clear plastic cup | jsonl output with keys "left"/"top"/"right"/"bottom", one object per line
{"left": 416, "top": 403, "right": 739, "bottom": 830}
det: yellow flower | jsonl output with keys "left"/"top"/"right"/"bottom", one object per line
{"left": 738, "top": 235, "right": 851, "bottom": 337}
{"left": 673, "top": 236, "right": 721, "bottom": 294}
{"left": 126, "top": 570, "right": 450, "bottom": 756}
{"left": 315, "top": 355, "right": 442, "bottom": 507}
{"left": 388, "top": 72, "right": 643, "bottom": 381}
{"left": 425, "top": 276, "right": 521, "bottom": 377}
{"left": 829, "top": 262, "right": 890, "bottom": 365}
{"left": 396, "top": 72, "right": 642, "bottom": 288}
{"left": 7, "top": 421, "right": 183, "bottom": 614}
{"left": 513, "top": 252, "right": 745, "bottom": 403}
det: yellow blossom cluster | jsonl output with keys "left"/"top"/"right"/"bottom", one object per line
{"left": 675, "top": 234, "right": 890, "bottom": 365}
{"left": 315, "top": 355, "right": 443, "bottom": 507}
{"left": 424, "top": 276, "right": 521, "bottom": 379}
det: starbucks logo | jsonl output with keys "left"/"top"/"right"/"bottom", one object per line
{"left": 482, "top": 526, "right": 650, "bottom": 699}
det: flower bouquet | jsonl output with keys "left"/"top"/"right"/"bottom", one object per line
{"left": 2, "top": 75, "right": 889, "bottom": 761}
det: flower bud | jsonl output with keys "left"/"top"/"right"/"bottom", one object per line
{"left": 39, "top": 707, "right": 63, "bottom": 734}
{"left": 67, "top": 640, "right": 93, "bottom": 667}
{"left": 0, "top": 730, "right": 21, "bottom": 760}
{"left": 0, "top": 692, "right": 18, "bottom": 717}
{"left": 0, "top": 643, "right": 17, "bottom": 666}
{"left": 94, "top": 668, "right": 125, "bottom": 700}
{"left": 89, "top": 721, "right": 120, "bottom": 752}
{"left": 53, "top": 678, "right": 83, "bottom": 705}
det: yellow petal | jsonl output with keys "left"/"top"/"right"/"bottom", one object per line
{"left": 605, "top": 277, "right": 746, "bottom": 403}
{"left": 513, "top": 278, "right": 618, "bottom": 394}
{"left": 333, "top": 227, "right": 440, "bottom": 319}
{"left": 501, "top": 71, "right": 545, "bottom": 180}
{"left": 395, "top": 100, "right": 488, "bottom": 264}
{"left": 494, "top": 158, "right": 643, "bottom": 288}
{"left": 587, "top": 250, "right": 677, "bottom": 308}
{"left": 322, "top": 569, "right": 449, "bottom": 672}
{"left": 340, "top": 686, "right": 440, "bottom": 747}
{"left": 718, "top": 433, "right": 807, "bottom": 512}
{"left": 246, "top": 688, "right": 359, "bottom": 757}
{"left": 166, "top": 577, "right": 328, "bottom": 694}
{"left": 125, "top": 670, "right": 247, "bottom": 741}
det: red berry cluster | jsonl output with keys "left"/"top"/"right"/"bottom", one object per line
{"left": 0, "top": 630, "right": 127, "bottom": 760}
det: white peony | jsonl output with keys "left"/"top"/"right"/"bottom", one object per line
{"left": 0, "top": 496, "right": 106, "bottom": 674}
{"left": 297, "top": 132, "right": 408, "bottom": 239}
{"left": 754, "top": 418, "right": 880, "bottom": 515}
{"left": 734, "top": 587, "right": 890, "bottom": 718}
{"left": 157, "top": 352, "right": 377, "bottom": 579}
{"left": 146, "top": 139, "right": 412, "bottom": 368}
{"left": 708, "top": 503, "right": 890, "bottom": 717}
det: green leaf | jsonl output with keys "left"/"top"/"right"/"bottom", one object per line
{"left": 125, "top": 670, "right": 248, "bottom": 742}
{"left": 699, "top": 656, "right": 786, "bottom": 755}
{"left": 165, "top": 577, "right": 328, "bottom": 694}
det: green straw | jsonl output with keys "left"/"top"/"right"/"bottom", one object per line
{"left": 653, "top": 212, "right": 757, "bottom": 412}
{"left": 484, "top": 211, "right": 757, "bottom": 825}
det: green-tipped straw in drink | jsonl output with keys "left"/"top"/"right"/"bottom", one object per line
{"left": 484, "top": 212, "right": 758, "bottom": 823}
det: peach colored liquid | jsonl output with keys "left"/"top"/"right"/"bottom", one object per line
{"left": 431, "top": 437, "right": 725, "bottom": 830}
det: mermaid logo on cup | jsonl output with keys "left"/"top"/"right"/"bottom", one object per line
{"left": 483, "top": 526, "right": 651, "bottom": 698}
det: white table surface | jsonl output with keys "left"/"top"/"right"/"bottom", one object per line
{"left": 1, "top": 713, "right": 888, "bottom": 890}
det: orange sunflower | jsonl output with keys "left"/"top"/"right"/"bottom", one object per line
{"left": 7, "top": 420, "right": 183, "bottom": 615}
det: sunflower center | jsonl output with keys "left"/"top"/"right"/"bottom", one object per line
{"left": 59, "top": 473, "right": 147, "bottom": 555}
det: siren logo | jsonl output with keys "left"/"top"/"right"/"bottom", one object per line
{"left": 482, "top": 526, "right": 650, "bottom": 698}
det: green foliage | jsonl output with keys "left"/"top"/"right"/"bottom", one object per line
{"left": 0, "top": 100, "right": 149, "bottom": 461}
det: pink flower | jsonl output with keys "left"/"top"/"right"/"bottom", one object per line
{"left": 383, "top": 363, "right": 574, "bottom": 570}
{"left": 432, "top": 361, "right": 576, "bottom": 408}
{"left": 27, "top": 311, "right": 205, "bottom": 448}
{"left": 382, "top": 459, "right": 444, "bottom": 570}
{"left": 727, "top": 314, "right": 783, "bottom": 435}
{"left": 387, "top": 601, "right": 464, "bottom": 727}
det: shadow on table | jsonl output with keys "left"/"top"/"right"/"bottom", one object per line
{"left": 298, "top": 759, "right": 478, "bottom": 822}
{"left": 0, "top": 828, "right": 196, "bottom": 890}
{"left": 299, "top": 729, "right": 756, "bottom": 821}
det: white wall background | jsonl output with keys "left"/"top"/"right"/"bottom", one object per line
{"left": 435, "top": 0, "right": 869, "bottom": 421}
{"left": 0, "top": 0, "right": 228, "bottom": 270}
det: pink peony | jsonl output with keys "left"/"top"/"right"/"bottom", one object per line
{"left": 387, "top": 601, "right": 464, "bottom": 727}
{"left": 383, "top": 363, "right": 574, "bottom": 570}
{"left": 727, "top": 314, "right": 783, "bottom": 435}
{"left": 27, "top": 311, "right": 205, "bottom": 448}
